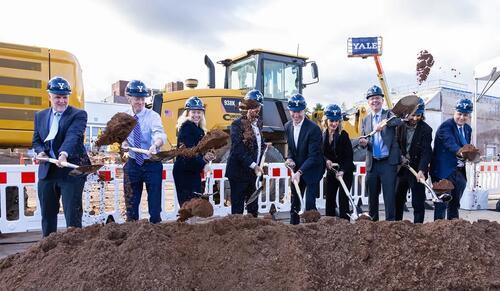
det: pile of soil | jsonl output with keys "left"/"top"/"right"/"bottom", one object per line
{"left": 1, "top": 217, "right": 499, "bottom": 290}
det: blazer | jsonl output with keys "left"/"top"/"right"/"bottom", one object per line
{"left": 32, "top": 106, "right": 90, "bottom": 180}
{"left": 430, "top": 118, "right": 472, "bottom": 179}
{"left": 285, "top": 117, "right": 325, "bottom": 184}
{"left": 322, "top": 129, "right": 355, "bottom": 173}
{"left": 361, "top": 109, "right": 402, "bottom": 171}
{"left": 396, "top": 120, "right": 433, "bottom": 174}
{"left": 225, "top": 117, "right": 266, "bottom": 182}
{"left": 173, "top": 120, "right": 206, "bottom": 174}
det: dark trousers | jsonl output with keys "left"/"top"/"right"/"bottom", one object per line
{"left": 366, "top": 159, "right": 397, "bottom": 221}
{"left": 173, "top": 168, "right": 202, "bottom": 207}
{"left": 395, "top": 168, "right": 426, "bottom": 223}
{"left": 229, "top": 179, "right": 258, "bottom": 217}
{"left": 433, "top": 168, "right": 467, "bottom": 220}
{"left": 290, "top": 178, "right": 319, "bottom": 225}
{"left": 124, "top": 159, "right": 163, "bottom": 223}
{"left": 325, "top": 171, "right": 352, "bottom": 220}
{"left": 38, "top": 175, "right": 85, "bottom": 237}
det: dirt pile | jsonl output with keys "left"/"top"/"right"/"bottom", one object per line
{"left": 1, "top": 217, "right": 499, "bottom": 290}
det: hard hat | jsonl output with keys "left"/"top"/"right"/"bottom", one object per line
{"left": 245, "top": 89, "right": 264, "bottom": 105}
{"left": 324, "top": 104, "right": 343, "bottom": 121}
{"left": 125, "top": 80, "right": 149, "bottom": 97}
{"left": 185, "top": 96, "right": 205, "bottom": 111}
{"left": 415, "top": 97, "right": 425, "bottom": 115}
{"left": 47, "top": 76, "right": 71, "bottom": 95}
{"left": 366, "top": 85, "right": 384, "bottom": 99}
{"left": 287, "top": 94, "right": 307, "bottom": 112}
{"left": 455, "top": 98, "right": 473, "bottom": 114}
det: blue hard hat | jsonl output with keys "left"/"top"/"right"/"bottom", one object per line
{"left": 455, "top": 98, "right": 473, "bottom": 114}
{"left": 126, "top": 80, "right": 149, "bottom": 97}
{"left": 366, "top": 85, "right": 384, "bottom": 99}
{"left": 47, "top": 76, "right": 71, "bottom": 95}
{"left": 324, "top": 104, "right": 343, "bottom": 121}
{"left": 185, "top": 96, "right": 205, "bottom": 111}
{"left": 415, "top": 97, "right": 425, "bottom": 115}
{"left": 287, "top": 94, "right": 307, "bottom": 112}
{"left": 245, "top": 89, "right": 264, "bottom": 105}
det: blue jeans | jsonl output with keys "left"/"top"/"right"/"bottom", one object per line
{"left": 290, "top": 178, "right": 319, "bottom": 225}
{"left": 124, "top": 159, "right": 163, "bottom": 223}
{"left": 38, "top": 175, "right": 85, "bottom": 237}
{"left": 433, "top": 168, "right": 467, "bottom": 220}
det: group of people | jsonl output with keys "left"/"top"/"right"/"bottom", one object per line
{"left": 32, "top": 76, "right": 474, "bottom": 236}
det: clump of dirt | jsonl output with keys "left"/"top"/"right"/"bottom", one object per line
{"left": 433, "top": 179, "right": 455, "bottom": 193}
{"left": 416, "top": 50, "right": 435, "bottom": 85}
{"left": 301, "top": 210, "right": 321, "bottom": 223}
{"left": 159, "top": 129, "right": 229, "bottom": 159}
{"left": 459, "top": 144, "right": 481, "bottom": 162}
{"left": 94, "top": 113, "right": 137, "bottom": 147}
{"left": 1, "top": 217, "right": 499, "bottom": 290}
{"left": 177, "top": 198, "right": 214, "bottom": 222}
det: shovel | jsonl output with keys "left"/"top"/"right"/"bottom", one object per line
{"left": 246, "top": 145, "right": 270, "bottom": 206}
{"left": 286, "top": 165, "right": 305, "bottom": 215}
{"left": 36, "top": 157, "right": 103, "bottom": 176}
{"left": 193, "top": 159, "right": 218, "bottom": 198}
{"left": 402, "top": 163, "right": 452, "bottom": 203}
{"left": 360, "top": 94, "right": 420, "bottom": 139}
{"left": 330, "top": 164, "right": 371, "bottom": 222}
{"left": 123, "top": 146, "right": 172, "bottom": 162}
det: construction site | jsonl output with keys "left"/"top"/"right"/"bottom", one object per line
{"left": 1, "top": 27, "right": 500, "bottom": 290}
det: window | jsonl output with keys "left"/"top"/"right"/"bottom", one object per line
{"left": 263, "top": 60, "right": 299, "bottom": 100}
{"left": 228, "top": 57, "right": 257, "bottom": 90}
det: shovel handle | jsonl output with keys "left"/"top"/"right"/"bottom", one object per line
{"left": 127, "top": 146, "right": 151, "bottom": 155}
{"left": 287, "top": 165, "right": 305, "bottom": 215}
{"left": 403, "top": 164, "right": 441, "bottom": 202}
{"left": 36, "top": 157, "right": 79, "bottom": 169}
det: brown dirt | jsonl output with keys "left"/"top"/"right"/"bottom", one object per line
{"left": 1, "top": 217, "right": 499, "bottom": 290}
{"left": 94, "top": 112, "right": 137, "bottom": 147}
{"left": 301, "top": 210, "right": 321, "bottom": 223}
{"left": 459, "top": 144, "right": 481, "bottom": 162}
{"left": 432, "top": 179, "right": 455, "bottom": 193}
{"left": 157, "top": 129, "right": 229, "bottom": 160}
{"left": 416, "top": 50, "right": 435, "bottom": 85}
{"left": 177, "top": 198, "right": 214, "bottom": 222}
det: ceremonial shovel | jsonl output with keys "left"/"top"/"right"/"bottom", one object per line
{"left": 36, "top": 157, "right": 103, "bottom": 176}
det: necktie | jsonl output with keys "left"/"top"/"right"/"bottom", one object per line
{"left": 133, "top": 115, "right": 144, "bottom": 166}
{"left": 373, "top": 114, "right": 381, "bottom": 158}
{"left": 45, "top": 112, "right": 61, "bottom": 142}
{"left": 459, "top": 127, "right": 467, "bottom": 145}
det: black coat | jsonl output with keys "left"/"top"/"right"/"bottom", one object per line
{"left": 322, "top": 129, "right": 355, "bottom": 173}
{"left": 285, "top": 118, "right": 325, "bottom": 184}
{"left": 225, "top": 117, "right": 266, "bottom": 182}
{"left": 396, "top": 120, "right": 433, "bottom": 174}
{"left": 173, "top": 120, "right": 206, "bottom": 173}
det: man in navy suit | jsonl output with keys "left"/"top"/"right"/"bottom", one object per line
{"left": 225, "top": 90, "right": 267, "bottom": 217}
{"left": 32, "top": 76, "right": 90, "bottom": 237}
{"left": 359, "top": 85, "right": 402, "bottom": 221}
{"left": 430, "top": 98, "right": 474, "bottom": 220}
{"left": 284, "top": 94, "right": 325, "bottom": 225}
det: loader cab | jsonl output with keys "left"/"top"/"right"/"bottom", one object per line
{"left": 219, "top": 49, "right": 318, "bottom": 101}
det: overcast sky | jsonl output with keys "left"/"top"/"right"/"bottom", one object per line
{"left": 2, "top": 0, "right": 500, "bottom": 108}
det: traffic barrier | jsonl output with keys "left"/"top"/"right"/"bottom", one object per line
{"left": 1, "top": 161, "right": 499, "bottom": 233}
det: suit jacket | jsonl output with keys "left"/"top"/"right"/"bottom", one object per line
{"left": 430, "top": 118, "right": 472, "bottom": 179}
{"left": 396, "top": 120, "right": 433, "bottom": 174}
{"left": 225, "top": 117, "right": 266, "bottom": 182}
{"left": 32, "top": 106, "right": 90, "bottom": 180}
{"left": 361, "top": 109, "right": 402, "bottom": 171}
{"left": 322, "top": 129, "right": 355, "bottom": 173}
{"left": 285, "top": 117, "right": 325, "bottom": 184}
{"left": 173, "top": 120, "right": 206, "bottom": 174}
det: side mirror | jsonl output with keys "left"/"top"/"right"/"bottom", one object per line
{"left": 303, "top": 61, "right": 319, "bottom": 88}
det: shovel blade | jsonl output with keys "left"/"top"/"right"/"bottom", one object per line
{"left": 392, "top": 94, "right": 420, "bottom": 117}
{"left": 246, "top": 186, "right": 263, "bottom": 205}
{"left": 69, "top": 164, "right": 103, "bottom": 176}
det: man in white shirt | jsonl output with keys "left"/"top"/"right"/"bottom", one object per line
{"left": 122, "top": 80, "right": 166, "bottom": 224}
{"left": 284, "top": 94, "right": 325, "bottom": 225}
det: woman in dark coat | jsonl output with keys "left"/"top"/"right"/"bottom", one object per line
{"left": 322, "top": 104, "right": 355, "bottom": 220}
{"left": 173, "top": 96, "right": 212, "bottom": 207}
